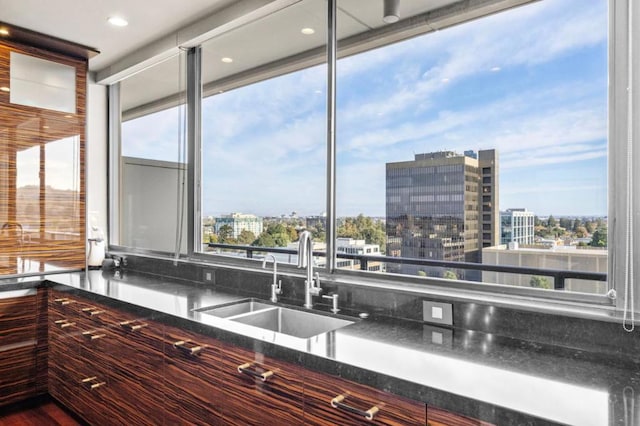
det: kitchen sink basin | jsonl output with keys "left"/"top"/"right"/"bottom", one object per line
{"left": 231, "top": 306, "right": 354, "bottom": 338}
{"left": 194, "top": 299, "right": 355, "bottom": 339}
{"left": 194, "top": 300, "right": 274, "bottom": 318}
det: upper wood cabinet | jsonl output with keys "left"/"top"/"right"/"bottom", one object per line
{"left": 0, "top": 36, "right": 88, "bottom": 277}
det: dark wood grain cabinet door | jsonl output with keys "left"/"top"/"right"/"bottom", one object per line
{"left": 427, "top": 405, "right": 495, "bottom": 426}
{"left": 216, "top": 341, "right": 305, "bottom": 425}
{"left": 48, "top": 289, "right": 86, "bottom": 415}
{"left": 48, "top": 290, "right": 168, "bottom": 425}
{"left": 0, "top": 290, "right": 38, "bottom": 407}
{"left": 97, "top": 307, "right": 167, "bottom": 426}
{"left": 303, "top": 368, "right": 426, "bottom": 426}
{"left": 163, "top": 324, "right": 225, "bottom": 425}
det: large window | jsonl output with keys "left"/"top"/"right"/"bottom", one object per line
{"left": 110, "top": 0, "right": 640, "bottom": 310}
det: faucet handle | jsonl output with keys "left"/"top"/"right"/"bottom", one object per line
{"left": 274, "top": 279, "right": 282, "bottom": 295}
{"left": 322, "top": 293, "right": 340, "bottom": 314}
{"left": 308, "top": 285, "right": 322, "bottom": 296}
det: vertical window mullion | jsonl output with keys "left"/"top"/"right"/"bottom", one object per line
{"left": 187, "top": 47, "right": 202, "bottom": 258}
{"left": 325, "top": 0, "right": 337, "bottom": 272}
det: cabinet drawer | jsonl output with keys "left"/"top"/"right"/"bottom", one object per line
{"left": 0, "top": 343, "right": 37, "bottom": 406}
{"left": 164, "top": 325, "right": 224, "bottom": 424}
{"left": 303, "top": 369, "right": 426, "bottom": 426}
{"left": 217, "top": 341, "right": 305, "bottom": 425}
{"left": 80, "top": 301, "right": 167, "bottom": 425}
{"left": 0, "top": 293, "right": 36, "bottom": 345}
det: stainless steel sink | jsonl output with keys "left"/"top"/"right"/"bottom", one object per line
{"left": 231, "top": 306, "right": 354, "bottom": 338}
{"left": 194, "top": 300, "right": 274, "bottom": 318}
{"left": 194, "top": 299, "right": 355, "bottom": 339}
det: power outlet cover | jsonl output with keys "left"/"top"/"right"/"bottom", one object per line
{"left": 422, "top": 300, "right": 453, "bottom": 326}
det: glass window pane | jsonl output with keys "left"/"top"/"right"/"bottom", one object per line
{"left": 336, "top": 0, "right": 608, "bottom": 294}
{"left": 10, "top": 52, "right": 76, "bottom": 113}
{"left": 199, "top": 0, "right": 327, "bottom": 264}
{"left": 118, "top": 54, "right": 187, "bottom": 253}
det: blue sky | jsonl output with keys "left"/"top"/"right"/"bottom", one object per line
{"left": 123, "top": 0, "right": 608, "bottom": 218}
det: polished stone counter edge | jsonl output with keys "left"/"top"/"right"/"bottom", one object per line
{"left": 45, "top": 280, "right": 556, "bottom": 425}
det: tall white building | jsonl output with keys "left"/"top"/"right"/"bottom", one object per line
{"left": 214, "top": 213, "right": 263, "bottom": 239}
{"left": 500, "top": 208, "right": 535, "bottom": 245}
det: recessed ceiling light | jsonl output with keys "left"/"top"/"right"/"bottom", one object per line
{"left": 108, "top": 16, "right": 128, "bottom": 27}
{"left": 490, "top": 66, "right": 501, "bottom": 72}
{"left": 43, "top": 126, "right": 50, "bottom": 129}
{"left": 221, "top": 57, "right": 233, "bottom": 63}
{"left": 301, "top": 28, "right": 315, "bottom": 35}
{"left": 0, "top": 86, "right": 10, "bottom": 92}
{"left": 441, "top": 78, "right": 450, "bottom": 83}
{"left": 0, "top": 28, "right": 9, "bottom": 36}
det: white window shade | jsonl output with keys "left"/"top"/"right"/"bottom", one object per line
{"left": 9, "top": 52, "right": 76, "bottom": 113}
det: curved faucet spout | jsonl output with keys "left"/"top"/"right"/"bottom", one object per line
{"left": 262, "top": 254, "right": 280, "bottom": 303}
{"left": 297, "top": 230, "right": 322, "bottom": 308}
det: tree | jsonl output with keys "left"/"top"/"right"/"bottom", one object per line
{"left": 237, "top": 229, "right": 256, "bottom": 245}
{"left": 337, "top": 214, "right": 386, "bottom": 253}
{"left": 574, "top": 226, "right": 588, "bottom": 238}
{"left": 559, "top": 217, "right": 572, "bottom": 230}
{"left": 590, "top": 227, "right": 607, "bottom": 247}
{"left": 286, "top": 225, "right": 298, "bottom": 242}
{"left": 585, "top": 221, "right": 596, "bottom": 234}
{"left": 534, "top": 216, "right": 542, "bottom": 227}
{"left": 252, "top": 232, "right": 276, "bottom": 247}
{"left": 311, "top": 223, "right": 326, "bottom": 242}
{"left": 265, "top": 223, "right": 291, "bottom": 247}
{"left": 442, "top": 270, "right": 458, "bottom": 280}
{"left": 547, "top": 215, "right": 557, "bottom": 228}
{"left": 572, "top": 218, "right": 583, "bottom": 232}
{"left": 530, "top": 275, "right": 551, "bottom": 289}
{"left": 417, "top": 270, "right": 427, "bottom": 277}
{"left": 218, "top": 224, "right": 234, "bottom": 243}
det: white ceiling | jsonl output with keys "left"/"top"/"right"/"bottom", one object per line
{"left": 0, "top": 0, "right": 235, "bottom": 71}
{"left": 0, "top": 0, "right": 524, "bottom": 115}
{"left": 120, "top": 0, "right": 462, "bottom": 114}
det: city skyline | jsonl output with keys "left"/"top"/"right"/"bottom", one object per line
{"left": 122, "top": 0, "right": 608, "bottom": 218}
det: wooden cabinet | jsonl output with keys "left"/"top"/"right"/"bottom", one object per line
{"left": 303, "top": 368, "right": 426, "bottom": 426}
{"left": 163, "top": 324, "right": 306, "bottom": 425}
{"left": 163, "top": 324, "right": 224, "bottom": 424}
{"left": 216, "top": 340, "right": 305, "bottom": 425}
{"left": 0, "top": 288, "right": 46, "bottom": 407}
{"left": 48, "top": 289, "right": 116, "bottom": 424}
{"left": 48, "top": 289, "right": 166, "bottom": 426}
{"left": 46, "top": 288, "right": 492, "bottom": 426}
{"left": 428, "top": 405, "right": 494, "bottom": 426}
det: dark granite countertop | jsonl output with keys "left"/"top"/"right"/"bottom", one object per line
{"left": 8, "top": 270, "right": 638, "bottom": 426}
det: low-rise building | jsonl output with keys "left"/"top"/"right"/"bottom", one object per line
{"left": 214, "top": 213, "right": 263, "bottom": 239}
{"left": 482, "top": 244, "right": 607, "bottom": 294}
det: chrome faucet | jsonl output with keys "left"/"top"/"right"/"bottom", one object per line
{"left": 297, "top": 230, "right": 322, "bottom": 308}
{"left": 262, "top": 254, "right": 281, "bottom": 303}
